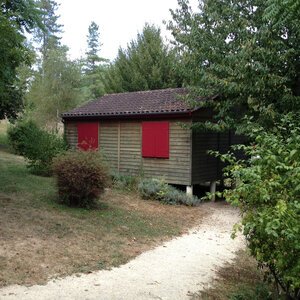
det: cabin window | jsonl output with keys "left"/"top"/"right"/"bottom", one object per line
{"left": 142, "top": 121, "right": 169, "bottom": 158}
{"left": 77, "top": 122, "right": 99, "bottom": 151}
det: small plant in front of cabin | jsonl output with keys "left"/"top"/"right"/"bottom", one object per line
{"left": 111, "top": 171, "right": 139, "bottom": 191}
{"left": 52, "top": 150, "right": 110, "bottom": 208}
{"left": 7, "top": 119, "right": 67, "bottom": 175}
{"left": 138, "top": 178, "right": 200, "bottom": 206}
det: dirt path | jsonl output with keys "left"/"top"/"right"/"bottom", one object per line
{"left": 0, "top": 202, "right": 245, "bottom": 300}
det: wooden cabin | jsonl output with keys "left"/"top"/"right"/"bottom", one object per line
{"left": 62, "top": 88, "right": 233, "bottom": 195}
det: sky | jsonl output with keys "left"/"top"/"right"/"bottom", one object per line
{"left": 56, "top": 0, "right": 188, "bottom": 62}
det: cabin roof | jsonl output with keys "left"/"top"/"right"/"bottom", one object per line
{"left": 62, "top": 88, "right": 204, "bottom": 119}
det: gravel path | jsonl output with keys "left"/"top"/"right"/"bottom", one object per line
{"left": 0, "top": 202, "right": 245, "bottom": 300}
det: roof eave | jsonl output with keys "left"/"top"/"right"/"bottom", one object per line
{"left": 61, "top": 110, "right": 194, "bottom": 121}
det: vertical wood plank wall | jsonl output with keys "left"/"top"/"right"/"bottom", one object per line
{"left": 64, "top": 122, "right": 77, "bottom": 149}
{"left": 190, "top": 108, "right": 237, "bottom": 184}
{"left": 191, "top": 109, "right": 220, "bottom": 184}
{"left": 99, "top": 122, "right": 119, "bottom": 170}
{"left": 191, "top": 130, "right": 219, "bottom": 184}
{"left": 64, "top": 119, "right": 192, "bottom": 186}
{"left": 119, "top": 121, "right": 142, "bottom": 175}
{"left": 100, "top": 119, "right": 192, "bottom": 185}
{"left": 142, "top": 120, "right": 191, "bottom": 185}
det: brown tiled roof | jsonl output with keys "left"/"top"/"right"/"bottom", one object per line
{"left": 62, "top": 88, "right": 201, "bottom": 119}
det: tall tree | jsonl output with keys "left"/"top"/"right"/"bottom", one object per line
{"left": 85, "top": 21, "right": 102, "bottom": 73}
{"left": 82, "top": 21, "right": 107, "bottom": 99}
{"left": 0, "top": 0, "right": 41, "bottom": 120}
{"left": 25, "top": 0, "right": 79, "bottom": 129}
{"left": 169, "top": 1, "right": 300, "bottom": 297}
{"left": 34, "top": 0, "right": 62, "bottom": 61}
{"left": 104, "top": 24, "right": 183, "bottom": 93}
{"left": 168, "top": 0, "right": 300, "bottom": 130}
{"left": 26, "top": 46, "right": 83, "bottom": 129}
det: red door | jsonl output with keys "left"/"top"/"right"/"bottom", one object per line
{"left": 77, "top": 122, "right": 99, "bottom": 151}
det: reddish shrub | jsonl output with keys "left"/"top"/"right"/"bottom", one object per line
{"left": 52, "top": 150, "right": 109, "bottom": 208}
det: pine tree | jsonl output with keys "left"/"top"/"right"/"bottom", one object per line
{"left": 104, "top": 24, "right": 183, "bottom": 93}
{"left": 82, "top": 21, "right": 107, "bottom": 99}
{"left": 34, "top": 0, "right": 62, "bottom": 61}
{"left": 85, "top": 21, "right": 102, "bottom": 73}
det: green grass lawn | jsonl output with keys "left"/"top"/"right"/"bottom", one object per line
{"left": 0, "top": 150, "right": 209, "bottom": 287}
{"left": 0, "top": 120, "right": 9, "bottom": 147}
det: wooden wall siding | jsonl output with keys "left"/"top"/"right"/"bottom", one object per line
{"left": 65, "top": 119, "right": 192, "bottom": 185}
{"left": 191, "top": 109, "right": 245, "bottom": 183}
{"left": 99, "top": 122, "right": 119, "bottom": 170}
{"left": 142, "top": 120, "right": 192, "bottom": 185}
{"left": 119, "top": 121, "right": 142, "bottom": 175}
{"left": 191, "top": 108, "right": 222, "bottom": 184}
{"left": 191, "top": 130, "right": 219, "bottom": 184}
{"left": 64, "top": 122, "right": 77, "bottom": 149}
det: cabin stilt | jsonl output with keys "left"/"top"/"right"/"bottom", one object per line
{"left": 210, "top": 181, "right": 217, "bottom": 201}
{"left": 186, "top": 185, "right": 193, "bottom": 196}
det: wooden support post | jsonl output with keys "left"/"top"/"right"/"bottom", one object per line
{"left": 186, "top": 185, "right": 193, "bottom": 196}
{"left": 210, "top": 181, "right": 217, "bottom": 202}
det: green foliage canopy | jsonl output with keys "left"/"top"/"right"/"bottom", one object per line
{"left": 24, "top": 0, "right": 82, "bottom": 129}
{"left": 169, "top": 1, "right": 300, "bottom": 297}
{"left": 26, "top": 46, "right": 83, "bottom": 128}
{"left": 8, "top": 119, "right": 66, "bottom": 175}
{"left": 0, "top": 0, "right": 41, "bottom": 120}
{"left": 169, "top": 0, "right": 300, "bottom": 129}
{"left": 219, "top": 115, "right": 300, "bottom": 299}
{"left": 104, "top": 24, "right": 183, "bottom": 93}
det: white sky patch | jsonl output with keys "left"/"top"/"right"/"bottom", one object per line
{"left": 56, "top": 0, "right": 184, "bottom": 62}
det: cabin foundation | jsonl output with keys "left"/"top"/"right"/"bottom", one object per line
{"left": 210, "top": 181, "right": 217, "bottom": 201}
{"left": 186, "top": 185, "right": 193, "bottom": 196}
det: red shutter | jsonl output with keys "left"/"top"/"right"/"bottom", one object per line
{"left": 142, "top": 121, "right": 169, "bottom": 158}
{"left": 142, "top": 122, "right": 156, "bottom": 157}
{"left": 155, "top": 122, "right": 169, "bottom": 158}
{"left": 77, "top": 122, "right": 99, "bottom": 151}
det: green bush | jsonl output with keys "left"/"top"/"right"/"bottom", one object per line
{"left": 7, "top": 120, "right": 67, "bottom": 175}
{"left": 52, "top": 151, "right": 110, "bottom": 208}
{"left": 138, "top": 178, "right": 200, "bottom": 206}
{"left": 111, "top": 172, "right": 138, "bottom": 191}
{"left": 230, "top": 283, "right": 273, "bottom": 300}
{"left": 220, "top": 115, "right": 300, "bottom": 299}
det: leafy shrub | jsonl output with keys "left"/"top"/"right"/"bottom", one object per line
{"left": 7, "top": 120, "right": 67, "bottom": 175}
{"left": 0, "top": 125, "right": 8, "bottom": 147}
{"left": 219, "top": 115, "right": 300, "bottom": 299}
{"left": 138, "top": 178, "right": 166, "bottom": 200}
{"left": 7, "top": 120, "right": 38, "bottom": 155}
{"left": 138, "top": 178, "right": 200, "bottom": 206}
{"left": 52, "top": 150, "right": 110, "bottom": 208}
{"left": 230, "top": 283, "right": 273, "bottom": 300}
{"left": 111, "top": 172, "right": 138, "bottom": 191}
